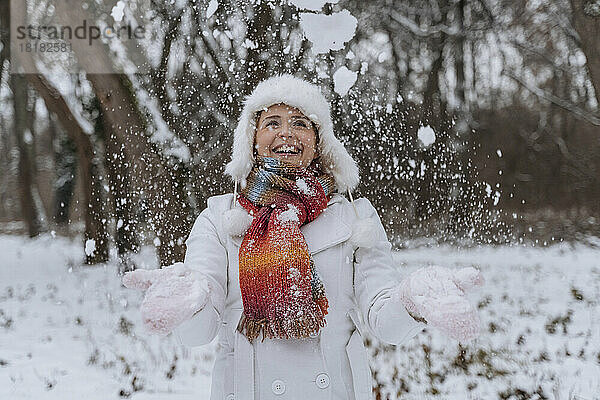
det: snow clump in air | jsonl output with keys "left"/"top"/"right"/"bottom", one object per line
{"left": 417, "top": 125, "right": 436, "bottom": 147}
{"left": 333, "top": 66, "right": 357, "bottom": 97}
{"left": 111, "top": 1, "right": 126, "bottom": 22}
{"left": 289, "top": 0, "right": 340, "bottom": 11}
{"left": 84, "top": 239, "right": 96, "bottom": 257}
{"left": 299, "top": 10, "right": 358, "bottom": 53}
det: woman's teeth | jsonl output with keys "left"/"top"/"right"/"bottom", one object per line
{"left": 273, "top": 144, "right": 301, "bottom": 154}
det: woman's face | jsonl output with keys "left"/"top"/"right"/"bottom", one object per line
{"left": 254, "top": 104, "right": 318, "bottom": 168}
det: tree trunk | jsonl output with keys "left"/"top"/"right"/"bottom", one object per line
{"left": 571, "top": 0, "right": 600, "bottom": 106}
{"left": 243, "top": 2, "right": 273, "bottom": 94}
{"left": 0, "top": 0, "right": 9, "bottom": 80}
{"left": 80, "top": 140, "right": 110, "bottom": 264}
{"left": 50, "top": 118, "right": 77, "bottom": 225}
{"left": 10, "top": 74, "right": 41, "bottom": 237}
{"left": 25, "top": 74, "right": 109, "bottom": 263}
{"left": 455, "top": 0, "right": 466, "bottom": 111}
{"left": 100, "top": 106, "right": 140, "bottom": 271}
{"left": 423, "top": 43, "right": 446, "bottom": 111}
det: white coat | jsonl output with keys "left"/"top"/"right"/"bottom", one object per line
{"left": 174, "top": 192, "right": 426, "bottom": 400}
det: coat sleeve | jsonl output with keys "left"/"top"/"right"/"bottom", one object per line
{"left": 173, "top": 205, "right": 228, "bottom": 347}
{"left": 352, "top": 198, "right": 426, "bottom": 346}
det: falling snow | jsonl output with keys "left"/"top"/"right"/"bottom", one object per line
{"left": 299, "top": 10, "right": 358, "bottom": 53}
{"left": 417, "top": 125, "right": 436, "bottom": 147}
{"left": 84, "top": 239, "right": 96, "bottom": 257}
{"left": 111, "top": 1, "right": 125, "bottom": 22}
{"left": 289, "top": 0, "right": 340, "bottom": 11}
{"left": 333, "top": 66, "right": 358, "bottom": 97}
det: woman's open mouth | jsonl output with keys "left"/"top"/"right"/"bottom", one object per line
{"left": 272, "top": 144, "right": 302, "bottom": 156}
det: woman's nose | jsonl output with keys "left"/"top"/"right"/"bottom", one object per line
{"left": 276, "top": 122, "right": 294, "bottom": 138}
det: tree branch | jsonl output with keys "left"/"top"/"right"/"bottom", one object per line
{"left": 390, "top": 10, "right": 457, "bottom": 37}
{"left": 505, "top": 71, "right": 600, "bottom": 126}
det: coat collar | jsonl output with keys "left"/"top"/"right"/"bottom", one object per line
{"left": 327, "top": 192, "right": 345, "bottom": 206}
{"left": 302, "top": 199, "right": 351, "bottom": 254}
{"left": 229, "top": 193, "right": 351, "bottom": 255}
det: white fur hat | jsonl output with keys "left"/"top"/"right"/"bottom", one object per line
{"left": 224, "top": 74, "right": 360, "bottom": 192}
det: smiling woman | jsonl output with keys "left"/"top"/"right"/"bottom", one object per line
{"left": 123, "top": 74, "right": 484, "bottom": 400}
{"left": 254, "top": 103, "right": 319, "bottom": 168}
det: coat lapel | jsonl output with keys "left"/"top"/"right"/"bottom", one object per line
{"left": 302, "top": 202, "right": 351, "bottom": 254}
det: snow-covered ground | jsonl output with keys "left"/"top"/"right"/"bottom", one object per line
{"left": 1, "top": 234, "right": 599, "bottom": 399}
{"left": 381, "top": 244, "right": 600, "bottom": 399}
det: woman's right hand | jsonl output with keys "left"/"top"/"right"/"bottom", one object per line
{"left": 122, "top": 262, "right": 210, "bottom": 336}
{"left": 396, "top": 266, "right": 484, "bottom": 343}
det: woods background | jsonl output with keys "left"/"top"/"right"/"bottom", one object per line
{"left": 0, "top": 0, "right": 599, "bottom": 267}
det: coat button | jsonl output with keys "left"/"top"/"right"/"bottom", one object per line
{"left": 225, "top": 394, "right": 235, "bottom": 400}
{"left": 272, "top": 379, "right": 286, "bottom": 395}
{"left": 315, "top": 373, "right": 330, "bottom": 389}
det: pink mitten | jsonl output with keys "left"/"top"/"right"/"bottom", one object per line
{"left": 122, "top": 263, "right": 210, "bottom": 336}
{"left": 397, "top": 266, "right": 485, "bottom": 342}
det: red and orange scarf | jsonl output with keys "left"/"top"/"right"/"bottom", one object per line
{"left": 237, "top": 156, "right": 336, "bottom": 341}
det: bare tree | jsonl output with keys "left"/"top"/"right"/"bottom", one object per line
{"left": 26, "top": 74, "right": 110, "bottom": 263}
{"left": 51, "top": 0, "right": 194, "bottom": 265}
{"left": 10, "top": 74, "right": 42, "bottom": 237}
{"left": 50, "top": 118, "right": 76, "bottom": 225}
{"left": 9, "top": 0, "right": 109, "bottom": 262}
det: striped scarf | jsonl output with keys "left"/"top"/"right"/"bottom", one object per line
{"left": 237, "top": 156, "right": 336, "bottom": 342}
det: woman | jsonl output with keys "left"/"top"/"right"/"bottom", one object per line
{"left": 123, "top": 74, "right": 484, "bottom": 400}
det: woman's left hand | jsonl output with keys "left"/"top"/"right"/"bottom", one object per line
{"left": 396, "top": 266, "right": 485, "bottom": 342}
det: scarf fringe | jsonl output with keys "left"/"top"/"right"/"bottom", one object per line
{"left": 239, "top": 307, "right": 327, "bottom": 342}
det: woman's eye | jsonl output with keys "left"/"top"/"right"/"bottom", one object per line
{"left": 294, "top": 120, "right": 308, "bottom": 128}
{"left": 266, "top": 120, "right": 279, "bottom": 127}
